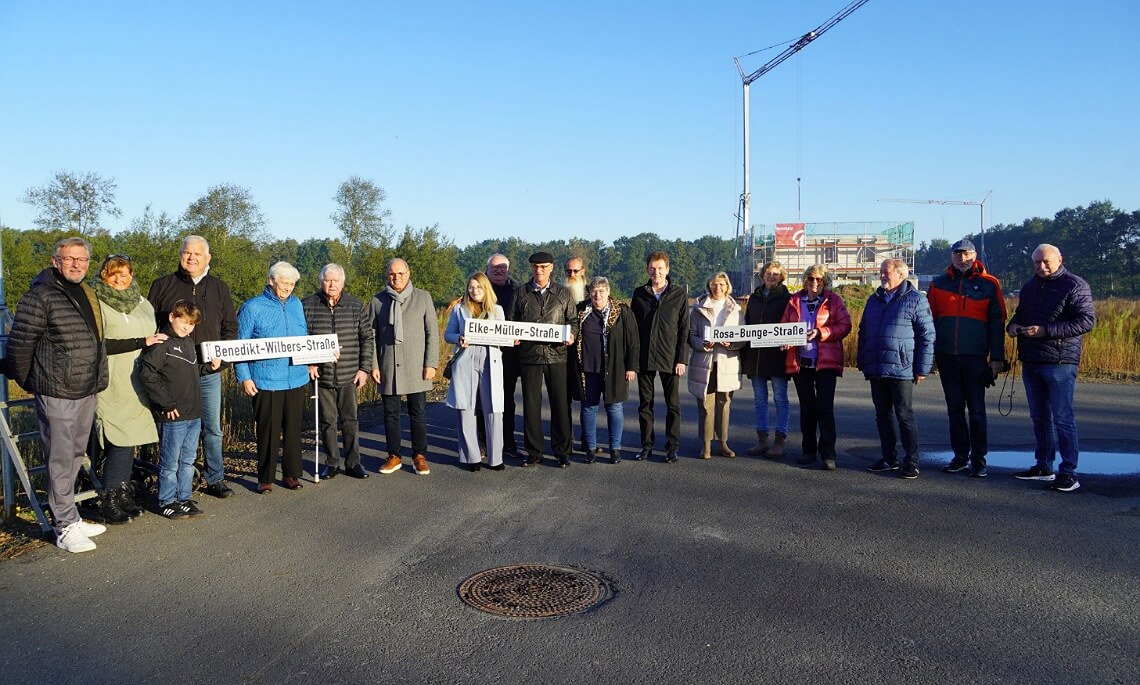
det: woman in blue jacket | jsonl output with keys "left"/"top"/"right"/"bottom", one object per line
{"left": 857, "top": 259, "right": 934, "bottom": 479}
{"left": 235, "top": 262, "right": 310, "bottom": 492}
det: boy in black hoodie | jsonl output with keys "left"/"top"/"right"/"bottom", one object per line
{"left": 140, "top": 301, "right": 220, "bottom": 519}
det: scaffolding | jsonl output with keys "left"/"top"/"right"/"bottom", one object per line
{"left": 750, "top": 221, "right": 914, "bottom": 289}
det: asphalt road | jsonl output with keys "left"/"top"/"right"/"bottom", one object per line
{"left": 1, "top": 379, "right": 1137, "bottom": 684}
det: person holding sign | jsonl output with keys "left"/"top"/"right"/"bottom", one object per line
{"left": 741, "top": 261, "right": 793, "bottom": 457}
{"left": 780, "top": 265, "right": 852, "bottom": 471}
{"left": 235, "top": 262, "right": 310, "bottom": 493}
{"left": 687, "top": 272, "right": 744, "bottom": 459}
{"left": 568, "top": 276, "right": 639, "bottom": 464}
{"left": 510, "top": 251, "right": 579, "bottom": 468}
{"left": 445, "top": 273, "right": 508, "bottom": 472}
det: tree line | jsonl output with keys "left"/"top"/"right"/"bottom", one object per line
{"left": 913, "top": 200, "right": 1138, "bottom": 297}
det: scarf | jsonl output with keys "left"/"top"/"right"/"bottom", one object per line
{"left": 93, "top": 279, "right": 143, "bottom": 315}
{"left": 385, "top": 283, "right": 415, "bottom": 344}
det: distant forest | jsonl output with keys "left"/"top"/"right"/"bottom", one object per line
{"left": 3, "top": 170, "right": 1134, "bottom": 309}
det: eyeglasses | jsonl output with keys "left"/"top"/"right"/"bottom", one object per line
{"left": 565, "top": 268, "right": 583, "bottom": 275}
{"left": 107, "top": 253, "right": 131, "bottom": 261}
{"left": 54, "top": 256, "right": 91, "bottom": 265}
{"left": 805, "top": 276, "right": 825, "bottom": 283}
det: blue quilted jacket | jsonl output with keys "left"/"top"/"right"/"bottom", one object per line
{"left": 234, "top": 287, "right": 310, "bottom": 390}
{"left": 1007, "top": 266, "right": 1095, "bottom": 365}
{"left": 856, "top": 281, "right": 935, "bottom": 380}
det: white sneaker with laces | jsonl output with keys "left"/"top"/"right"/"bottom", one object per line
{"left": 55, "top": 524, "right": 97, "bottom": 553}
{"left": 73, "top": 520, "right": 107, "bottom": 537}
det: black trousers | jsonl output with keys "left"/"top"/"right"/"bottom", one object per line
{"left": 382, "top": 392, "right": 428, "bottom": 456}
{"left": 936, "top": 353, "right": 989, "bottom": 465}
{"left": 252, "top": 385, "right": 307, "bottom": 485}
{"left": 792, "top": 368, "right": 838, "bottom": 459}
{"left": 637, "top": 371, "right": 681, "bottom": 450}
{"left": 318, "top": 384, "right": 361, "bottom": 469}
{"left": 520, "top": 362, "right": 572, "bottom": 458}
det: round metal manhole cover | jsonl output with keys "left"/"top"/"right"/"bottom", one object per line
{"left": 458, "top": 564, "right": 613, "bottom": 618}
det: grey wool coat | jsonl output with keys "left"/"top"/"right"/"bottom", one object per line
{"left": 371, "top": 285, "right": 440, "bottom": 396}
{"left": 443, "top": 303, "right": 505, "bottom": 412}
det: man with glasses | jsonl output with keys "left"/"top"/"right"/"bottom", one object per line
{"left": 482, "top": 254, "right": 521, "bottom": 457}
{"left": 563, "top": 256, "right": 588, "bottom": 304}
{"left": 510, "top": 251, "right": 579, "bottom": 467}
{"left": 8, "top": 237, "right": 110, "bottom": 552}
{"left": 148, "top": 235, "right": 239, "bottom": 499}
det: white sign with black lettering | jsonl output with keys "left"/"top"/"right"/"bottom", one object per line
{"left": 464, "top": 319, "right": 570, "bottom": 346}
{"left": 200, "top": 334, "right": 340, "bottom": 365}
{"left": 708, "top": 322, "right": 808, "bottom": 348}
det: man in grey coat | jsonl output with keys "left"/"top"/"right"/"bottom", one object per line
{"left": 372, "top": 258, "right": 439, "bottom": 476}
{"left": 7, "top": 237, "right": 109, "bottom": 553}
{"left": 303, "top": 263, "right": 374, "bottom": 480}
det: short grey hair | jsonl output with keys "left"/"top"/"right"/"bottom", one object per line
{"left": 881, "top": 258, "right": 909, "bottom": 279}
{"left": 268, "top": 261, "right": 301, "bottom": 282}
{"left": 386, "top": 258, "right": 409, "bottom": 273}
{"left": 589, "top": 276, "right": 610, "bottom": 292}
{"left": 319, "top": 263, "right": 346, "bottom": 281}
{"left": 53, "top": 237, "right": 91, "bottom": 257}
{"left": 486, "top": 253, "right": 509, "bottom": 268}
{"left": 181, "top": 235, "right": 211, "bottom": 254}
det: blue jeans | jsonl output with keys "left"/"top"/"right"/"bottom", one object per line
{"left": 199, "top": 372, "right": 224, "bottom": 485}
{"left": 751, "top": 376, "right": 790, "bottom": 435}
{"left": 580, "top": 372, "right": 624, "bottom": 451}
{"left": 1021, "top": 362, "right": 1079, "bottom": 475}
{"left": 159, "top": 419, "right": 202, "bottom": 504}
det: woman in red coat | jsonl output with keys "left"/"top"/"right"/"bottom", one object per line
{"left": 781, "top": 265, "right": 852, "bottom": 470}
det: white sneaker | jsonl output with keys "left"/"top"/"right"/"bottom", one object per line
{"left": 55, "top": 524, "right": 97, "bottom": 553}
{"left": 73, "top": 520, "right": 107, "bottom": 538}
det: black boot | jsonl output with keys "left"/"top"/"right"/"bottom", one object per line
{"left": 119, "top": 482, "right": 144, "bottom": 518}
{"left": 101, "top": 487, "right": 132, "bottom": 525}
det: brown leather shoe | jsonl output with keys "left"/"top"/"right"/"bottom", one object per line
{"left": 379, "top": 454, "right": 402, "bottom": 474}
{"left": 413, "top": 454, "right": 431, "bottom": 475}
{"left": 718, "top": 442, "right": 737, "bottom": 458}
{"left": 257, "top": 483, "right": 273, "bottom": 494}
{"left": 283, "top": 476, "right": 303, "bottom": 490}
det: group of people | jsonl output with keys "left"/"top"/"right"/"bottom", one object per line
{"left": 6, "top": 236, "right": 1095, "bottom": 554}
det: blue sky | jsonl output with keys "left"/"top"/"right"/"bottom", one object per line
{"left": 1, "top": 1, "right": 1136, "bottom": 249}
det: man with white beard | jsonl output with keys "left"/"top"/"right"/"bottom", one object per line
{"left": 564, "top": 256, "right": 588, "bottom": 304}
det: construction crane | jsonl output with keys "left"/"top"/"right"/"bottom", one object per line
{"left": 879, "top": 191, "right": 993, "bottom": 266}
{"left": 733, "top": 0, "right": 871, "bottom": 293}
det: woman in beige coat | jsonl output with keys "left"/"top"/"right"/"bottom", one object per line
{"left": 687, "top": 272, "right": 744, "bottom": 458}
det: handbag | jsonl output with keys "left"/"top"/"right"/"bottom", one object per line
{"left": 443, "top": 354, "right": 456, "bottom": 380}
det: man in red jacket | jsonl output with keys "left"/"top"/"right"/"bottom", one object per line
{"left": 927, "top": 239, "right": 1007, "bottom": 478}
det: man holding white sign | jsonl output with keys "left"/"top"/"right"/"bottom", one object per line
{"left": 510, "top": 251, "right": 579, "bottom": 468}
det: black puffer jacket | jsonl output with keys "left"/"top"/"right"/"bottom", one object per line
{"left": 302, "top": 291, "right": 375, "bottom": 388}
{"left": 740, "top": 283, "right": 791, "bottom": 378}
{"left": 1008, "top": 266, "right": 1096, "bottom": 365}
{"left": 147, "top": 269, "right": 239, "bottom": 368}
{"left": 509, "top": 280, "right": 579, "bottom": 365}
{"left": 7, "top": 268, "right": 108, "bottom": 399}
{"left": 631, "top": 278, "right": 690, "bottom": 373}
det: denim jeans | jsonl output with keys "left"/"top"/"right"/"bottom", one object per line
{"left": 198, "top": 372, "right": 224, "bottom": 485}
{"left": 159, "top": 419, "right": 202, "bottom": 505}
{"left": 936, "top": 354, "right": 989, "bottom": 465}
{"left": 1021, "top": 362, "right": 1080, "bottom": 475}
{"left": 382, "top": 392, "right": 428, "bottom": 455}
{"left": 869, "top": 378, "right": 920, "bottom": 465}
{"left": 751, "top": 376, "right": 790, "bottom": 435}
{"left": 580, "top": 372, "right": 624, "bottom": 451}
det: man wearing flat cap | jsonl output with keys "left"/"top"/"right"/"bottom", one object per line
{"left": 510, "top": 251, "right": 579, "bottom": 467}
{"left": 927, "top": 238, "right": 1006, "bottom": 478}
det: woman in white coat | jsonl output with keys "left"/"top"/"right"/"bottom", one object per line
{"left": 688, "top": 271, "right": 744, "bottom": 459}
{"left": 444, "top": 272, "right": 507, "bottom": 471}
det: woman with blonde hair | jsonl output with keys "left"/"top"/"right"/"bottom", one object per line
{"left": 741, "top": 260, "right": 792, "bottom": 457}
{"left": 444, "top": 272, "right": 508, "bottom": 471}
{"left": 687, "top": 271, "right": 744, "bottom": 459}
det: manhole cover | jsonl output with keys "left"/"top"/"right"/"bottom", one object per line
{"left": 458, "top": 564, "right": 612, "bottom": 618}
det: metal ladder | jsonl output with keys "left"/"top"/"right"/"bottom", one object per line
{"left": 1, "top": 397, "right": 103, "bottom": 535}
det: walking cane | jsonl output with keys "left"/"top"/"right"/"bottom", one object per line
{"left": 312, "top": 377, "right": 321, "bottom": 482}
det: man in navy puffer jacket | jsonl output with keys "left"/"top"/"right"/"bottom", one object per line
{"left": 1006, "top": 244, "right": 1095, "bottom": 493}
{"left": 857, "top": 259, "right": 934, "bottom": 479}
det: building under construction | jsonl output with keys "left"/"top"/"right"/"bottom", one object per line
{"left": 748, "top": 221, "right": 915, "bottom": 289}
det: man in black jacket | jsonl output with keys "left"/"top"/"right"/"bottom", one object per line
{"left": 147, "top": 235, "right": 239, "bottom": 498}
{"left": 631, "top": 251, "right": 690, "bottom": 462}
{"left": 483, "top": 253, "right": 520, "bottom": 456}
{"left": 302, "top": 264, "right": 374, "bottom": 480}
{"left": 8, "top": 237, "right": 109, "bottom": 553}
{"left": 510, "top": 251, "right": 579, "bottom": 467}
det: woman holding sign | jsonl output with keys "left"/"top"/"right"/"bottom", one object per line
{"left": 687, "top": 272, "right": 744, "bottom": 459}
{"left": 445, "top": 273, "right": 507, "bottom": 471}
{"left": 235, "top": 262, "right": 310, "bottom": 492}
{"left": 780, "top": 264, "right": 852, "bottom": 471}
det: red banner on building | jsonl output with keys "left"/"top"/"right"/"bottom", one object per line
{"left": 775, "top": 223, "right": 805, "bottom": 248}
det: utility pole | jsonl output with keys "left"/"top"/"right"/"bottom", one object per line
{"left": 879, "top": 191, "right": 993, "bottom": 266}
{"left": 733, "top": 0, "right": 871, "bottom": 292}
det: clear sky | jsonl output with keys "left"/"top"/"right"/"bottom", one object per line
{"left": 2, "top": 1, "right": 1137, "bottom": 249}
